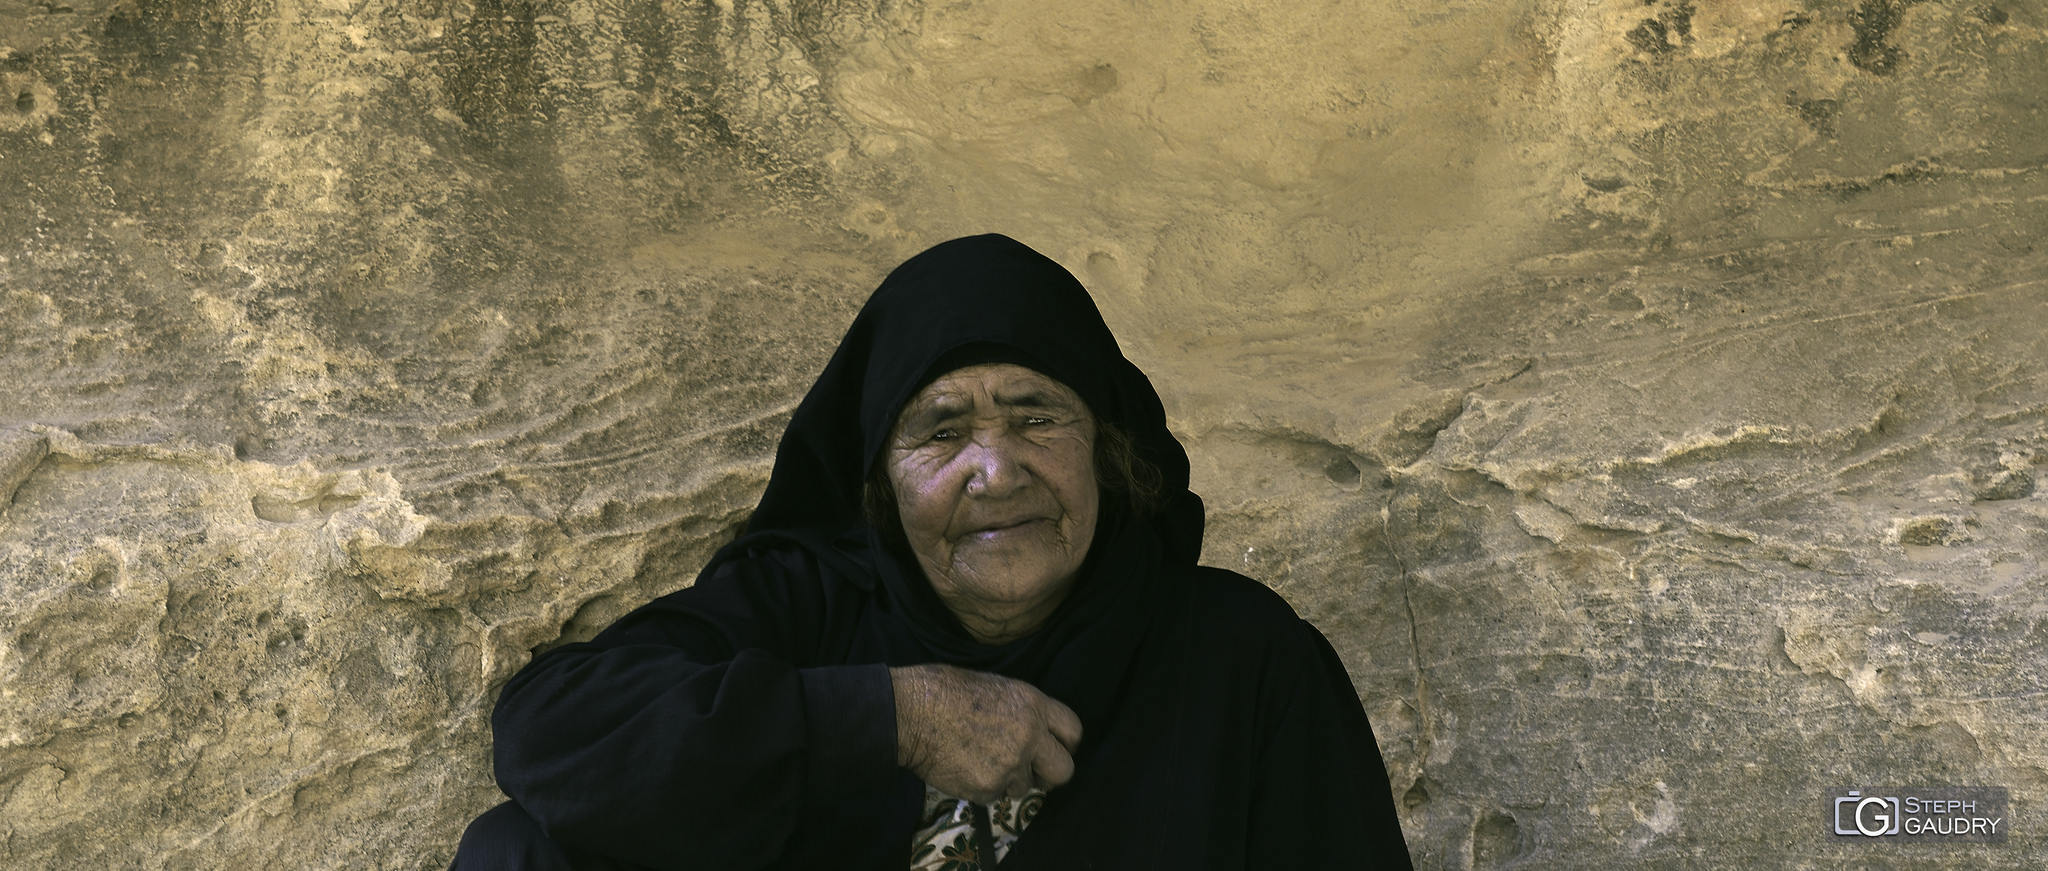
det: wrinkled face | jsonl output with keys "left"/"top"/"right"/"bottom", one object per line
{"left": 885, "top": 363, "right": 1098, "bottom": 640}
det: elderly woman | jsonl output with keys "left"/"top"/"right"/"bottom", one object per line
{"left": 452, "top": 235, "right": 1412, "bottom": 869}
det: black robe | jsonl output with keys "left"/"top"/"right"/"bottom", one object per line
{"left": 465, "top": 234, "right": 1414, "bottom": 869}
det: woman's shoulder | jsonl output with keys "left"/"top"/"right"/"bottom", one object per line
{"left": 1172, "top": 565, "right": 1322, "bottom": 644}
{"left": 1179, "top": 564, "right": 1297, "bottom": 611}
{"left": 588, "top": 528, "right": 878, "bottom": 647}
{"left": 1157, "top": 567, "right": 1357, "bottom": 717}
{"left": 686, "top": 527, "right": 879, "bottom": 596}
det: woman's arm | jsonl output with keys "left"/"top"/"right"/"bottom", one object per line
{"left": 488, "top": 546, "right": 898, "bottom": 870}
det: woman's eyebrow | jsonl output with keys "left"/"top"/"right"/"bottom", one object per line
{"left": 900, "top": 396, "right": 971, "bottom": 434}
{"left": 992, "top": 388, "right": 1078, "bottom": 411}
{"left": 899, "top": 385, "right": 1078, "bottom": 436}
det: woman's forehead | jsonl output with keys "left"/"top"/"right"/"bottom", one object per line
{"left": 903, "top": 364, "right": 1087, "bottom": 413}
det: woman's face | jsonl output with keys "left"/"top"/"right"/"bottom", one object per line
{"left": 885, "top": 363, "right": 1099, "bottom": 642}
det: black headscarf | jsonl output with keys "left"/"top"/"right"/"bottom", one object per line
{"left": 714, "top": 234, "right": 1207, "bottom": 712}
{"left": 745, "top": 232, "right": 1201, "bottom": 562}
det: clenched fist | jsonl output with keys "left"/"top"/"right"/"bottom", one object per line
{"left": 890, "top": 663, "right": 1083, "bottom": 805}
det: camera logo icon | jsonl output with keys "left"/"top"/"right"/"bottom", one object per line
{"left": 1835, "top": 791, "right": 1901, "bottom": 837}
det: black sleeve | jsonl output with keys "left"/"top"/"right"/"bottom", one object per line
{"left": 1245, "top": 620, "right": 1416, "bottom": 870}
{"left": 488, "top": 548, "right": 899, "bottom": 870}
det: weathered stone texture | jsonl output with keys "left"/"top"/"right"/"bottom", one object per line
{"left": 2, "top": 0, "right": 2045, "bottom": 867}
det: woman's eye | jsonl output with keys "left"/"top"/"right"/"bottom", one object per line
{"left": 1023, "top": 416, "right": 1053, "bottom": 426}
{"left": 929, "top": 429, "right": 960, "bottom": 441}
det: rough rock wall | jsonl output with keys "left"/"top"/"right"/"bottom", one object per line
{"left": 1, "top": 0, "right": 2044, "bottom": 867}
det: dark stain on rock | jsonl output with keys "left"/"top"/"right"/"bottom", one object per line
{"left": 1811, "top": 156, "right": 1941, "bottom": 198}
{"left": 1975, "top": 469, "right": 2034, "bottom": 501}
{"left": 1583, "top": 174, "right": 1629, "bottom": 193}
{"left": 617, "top": 0, "right": 774, "bottom": 223}
{"left": 332, "top": 646, "right": 392, "bottom": 703}
{"left": 1626, "top": 19, "right": 1672, "bottom": 54}
{"left": 1403, "top": 776, "right": 1432, "bottom": 810}
{"left": 1600, "top": 286, "right": 1645, "bottom": 311}
{"left": 442, "top": 0, "right": 549, "bottom": 157}
{"left": 1897, "top": 515, "right": 1969, "bottom": 547}
{"left": 85, "top": 565, "right": 118, "bottom": 592}
{"left": 636, "top": 0, "right": 744, "bottom": 152}
{"left": 1849, "top": 0, "right": 1919, "bottom": 75}
{"left": 1323, "top": 454, "right": 1363, "bottom": 487}
{"left": 1972, "top": 4, "right": 2008, "bottom": 25}
{"left": 1069, "top": 63, "right": 1120, "bottom": 107}
{"left": 1626, "top": 1, "right": 1694, "bottom": 55}
{"left": 1785, "top": 92, "right": 1841, "bottom": 136}
{"left": 1878, "top": 158, "right": 1939, "bottom": 185}
{"left": 101, "top": 0, "right": 246, "bottom": 74}
{"left": 267, "top": 620, "right": 308, "bottom": 658}
{"left": 1471, "top": 809, "right": 1526, "bottom": 867}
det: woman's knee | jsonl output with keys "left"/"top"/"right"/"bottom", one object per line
{"left": 451, "top": 801, "right": 582, "bottom": 871}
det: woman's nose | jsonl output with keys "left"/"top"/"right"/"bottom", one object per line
{"left": 961, "top": 432, "right": 1029, "bottom": 497}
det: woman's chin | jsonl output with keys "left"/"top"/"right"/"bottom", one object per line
{"left": 944, "top": 553, "right": 1080, "bottom": 608}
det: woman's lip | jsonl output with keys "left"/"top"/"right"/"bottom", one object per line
{"left": 967, "top": 518, "right": 1047, "bottom": 536}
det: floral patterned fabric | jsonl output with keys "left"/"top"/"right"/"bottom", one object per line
{"left": 908, "top": 783, "right": 1045, "bottom": 870}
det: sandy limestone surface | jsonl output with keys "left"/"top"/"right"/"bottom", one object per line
{"left": 2, "top": 0, "right": 2046, "bottom": 867}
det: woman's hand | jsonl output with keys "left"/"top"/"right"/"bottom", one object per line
{"left": 890, "top": 663, "right": 1083, "bottom": 804}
